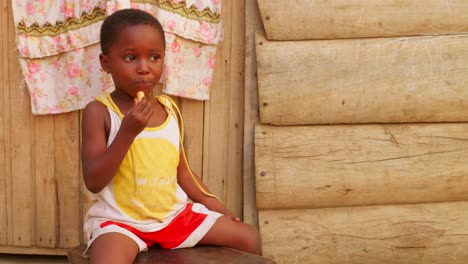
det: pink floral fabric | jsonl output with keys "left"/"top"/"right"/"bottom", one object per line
{"left": 12, "top": 0, "right": 107, "bottom": 59}
{"left": 12, "top": 0, "right": 221, "bottom": 114}
{"left": 133, "top": 0, "right": 222, "bottom": 100}
{"left": 132, "top": 0, "right": 223, "bottom": 45}
{"left": 19, "top": 44, "right": 114, "bottom": 114}
{"left": 162, "top": 33, "right": 216, "bottom": 100}
{"left": 12, "top": 0, "right": 130, "bottom": 114}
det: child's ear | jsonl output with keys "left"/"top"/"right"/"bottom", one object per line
{"left": 99, "top": 54, "right": 110, "bottom": 74}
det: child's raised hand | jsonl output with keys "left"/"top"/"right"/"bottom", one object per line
{"left": 120, "top": 93, "right": 152, "bottom": 137}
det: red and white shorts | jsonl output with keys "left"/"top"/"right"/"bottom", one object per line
{"left": 85, "top": 203, "right": 222, "bottom": 254}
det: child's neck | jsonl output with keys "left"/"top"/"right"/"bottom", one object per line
{"left": 110, "top": 90, "right": 137, "bottom": 114}
{"left": 111, "top": 89, "right": 134, "bottom": 102}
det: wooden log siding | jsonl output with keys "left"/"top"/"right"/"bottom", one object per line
{"left": 257, "top": 0, "right": 468, "bottom": 40}
{"left": 259, "top": 201, "right": 468, "bottom": 264}
{"left": 256, "top": 32, "right": 468, "bottom": 125}
{"left": 255, "top": 124, "right": 468, "bottom": 210}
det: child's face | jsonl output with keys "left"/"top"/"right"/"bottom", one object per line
{"left": 100, "top": 24, "right": 165, "bottom": 97}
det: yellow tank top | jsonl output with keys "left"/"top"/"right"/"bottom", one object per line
{"left": 96, "top": 94, "right": 187, "bottom": 222}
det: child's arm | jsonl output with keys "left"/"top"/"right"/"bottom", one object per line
{"left": 177, "top": 155, "right": 240, "bottom": 222}
{"left": 81, "top": 98, "right": 152, "bottom": 193}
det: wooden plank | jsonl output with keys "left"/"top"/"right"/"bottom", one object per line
{"left": 256, "top": 123, "right": 468, "bottom": 209}
{"left": 259, "top": 201, "right": 468, "bottom": 264}
{"left": 79, "top": 111, "right": 86, "bottom": 245}
{"left": 34, "top": 115, "right": 57, "bottom": 248}
{"left": 78, "top": 111, "right": 94, "bottom": 246}
{"left": 0, "top": 0, "right": 9, "bottom": 246}
{"left": 8, "top": 1, "right": 33, "bottom": 246}
{"left": 68, "top": 245, "right": 274, "bottom": 264}
{"left": 179, "top": 99, "right": 204, "bottom": 176}
{"left": 257, "top": 0, "right": 468, "bottom": 40}
{"left": 225, "top": 0, "right": 244, "bottom": 220}
{"left": 243, "top": 0, "right": 261, "bottom": 226}
{"left": 0, "top": 245, "right": 67, "bottom": 255}
{"left": 203, "top": 0, "right": 232, "bottom": 208}
{"left": 139, "top": 246, "right": 273, "bottom": 264}
{"left": 256, "top": 32, "right": 468, "bottom": 125}
{"left": 9, "top": 83, "right": 33, "bottom": 247}
{"left": 54, "top": 112, "right": 80, "bottom": 248}
{"left": 136, "top": 246, "right": 274, "bottom": 264}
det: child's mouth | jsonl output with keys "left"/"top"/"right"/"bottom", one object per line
{"left": 136, "top": 80, "right": 153, "bottom": 87}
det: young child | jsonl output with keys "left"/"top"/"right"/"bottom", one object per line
{"left": 81, "top": 9, "right": 260, "bottom": 264}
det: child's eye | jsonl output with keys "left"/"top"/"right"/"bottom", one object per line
{"left": 125, "top": 55, "right": 135, "bottom": 61}
{"left": 150, "top": 55, "right": 160, "bottom": 61}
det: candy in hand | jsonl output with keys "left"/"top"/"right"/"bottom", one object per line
{"left": 137, "top": 91, "right": 145, "bottom": 103}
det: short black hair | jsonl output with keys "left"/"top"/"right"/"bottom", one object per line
{"left": 100, "top": 9, "right": 165, "bottom": 54}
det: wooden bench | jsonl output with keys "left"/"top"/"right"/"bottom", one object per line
{"left": 67, "top": 245, "right": 275, "bottom": 264}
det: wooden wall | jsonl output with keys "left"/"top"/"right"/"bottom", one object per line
{"left": 0, "top": 0, "right": 245, "bottom": 255}
{"left": 256, "top": 33, "right": 468, "bottom": 125}
{"left": 257, "top": 1, "right": 468, "bottom": 40}
{"left": 254, "top": 0, "right": 468, "bottom": 263}
{"left": 243, "top": 0, "right": 262, "bottom": 227}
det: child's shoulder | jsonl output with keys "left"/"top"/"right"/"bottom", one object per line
{"left": 83, "top": 98, "right": 108, "bottom": 117}
{"left": 82, "top": 99, "right": 111, "bottom": 132}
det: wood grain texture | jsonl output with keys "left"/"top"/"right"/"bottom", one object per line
{"left": 0, "top": 245, "right": 67, "bottom": 255}
{"left": 225, "top": 0, "right": 245, "bottom": 219}
{"left": 260, "top": 201, "right": 468, "bottom": 264}
{"left": 34, "top": 116, "right": 57, "bottom": 248}
{"left": 256, "top": 30, "right": 468, "bottom": 125}
{"left": 0, "top": 0, "right": 10, "bottom": 246}
{"left": 257, "top": 0, "right": 468, "bottom": 40}
{"left": 68, "top": 245, "right": 275, "bottom": 264}
{"left": 203, "top": 0, "right": 245, "bottom": 217}
{"left": 179, "top": 99, "right": 204, "bottom": 176}
{"left": 243, "top": 0, "right": 261, "bottom": 225}
{"left": 55, "top": 113, "right": 80, "bottom": 248}
{"left": 8, "top": 0, "right": 33, "bottom": 246}
{"left": 203, "top": 4, "right": 231, "bottom": 209}
{"left": 256, "top": 123, "right": 468, "bottom": 209}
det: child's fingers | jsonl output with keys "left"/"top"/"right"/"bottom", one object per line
{"left": 144, "top": 104, "right": 152, "bottom": 117}
{"left": 134, "top": 97, "right": 149, "bottom": 111}
{"left": 138, "top": 99, "right": 153, "bottom": 121}
{"left": 127, "top": 97, "right": 151, "bottom": 123}
{"left": 223, "top": 209, "right": 241, "bottom": 222}
{"left": 229, "top": 214, "right": 241, "bottom": 222}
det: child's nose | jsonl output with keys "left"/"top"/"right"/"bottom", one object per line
{"left": 137, "top": 59, "right": 150, "bottom": 74}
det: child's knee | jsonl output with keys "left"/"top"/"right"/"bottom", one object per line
{"left": 240, "top": 224, "right": 261, "bottom": 254}
{"left": 251, "top": 227, "right": 261, "bottom": 253}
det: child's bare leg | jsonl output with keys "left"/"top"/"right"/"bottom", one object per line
{"left": 198, "top": 216, "right": 261, "bottom": 254}
{"left": 89, "top": 232, "right": 139, "bottom": 264}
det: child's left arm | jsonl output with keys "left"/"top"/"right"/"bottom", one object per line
{"left": 177, "top": 152, "right": 240, "bottom": 222}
